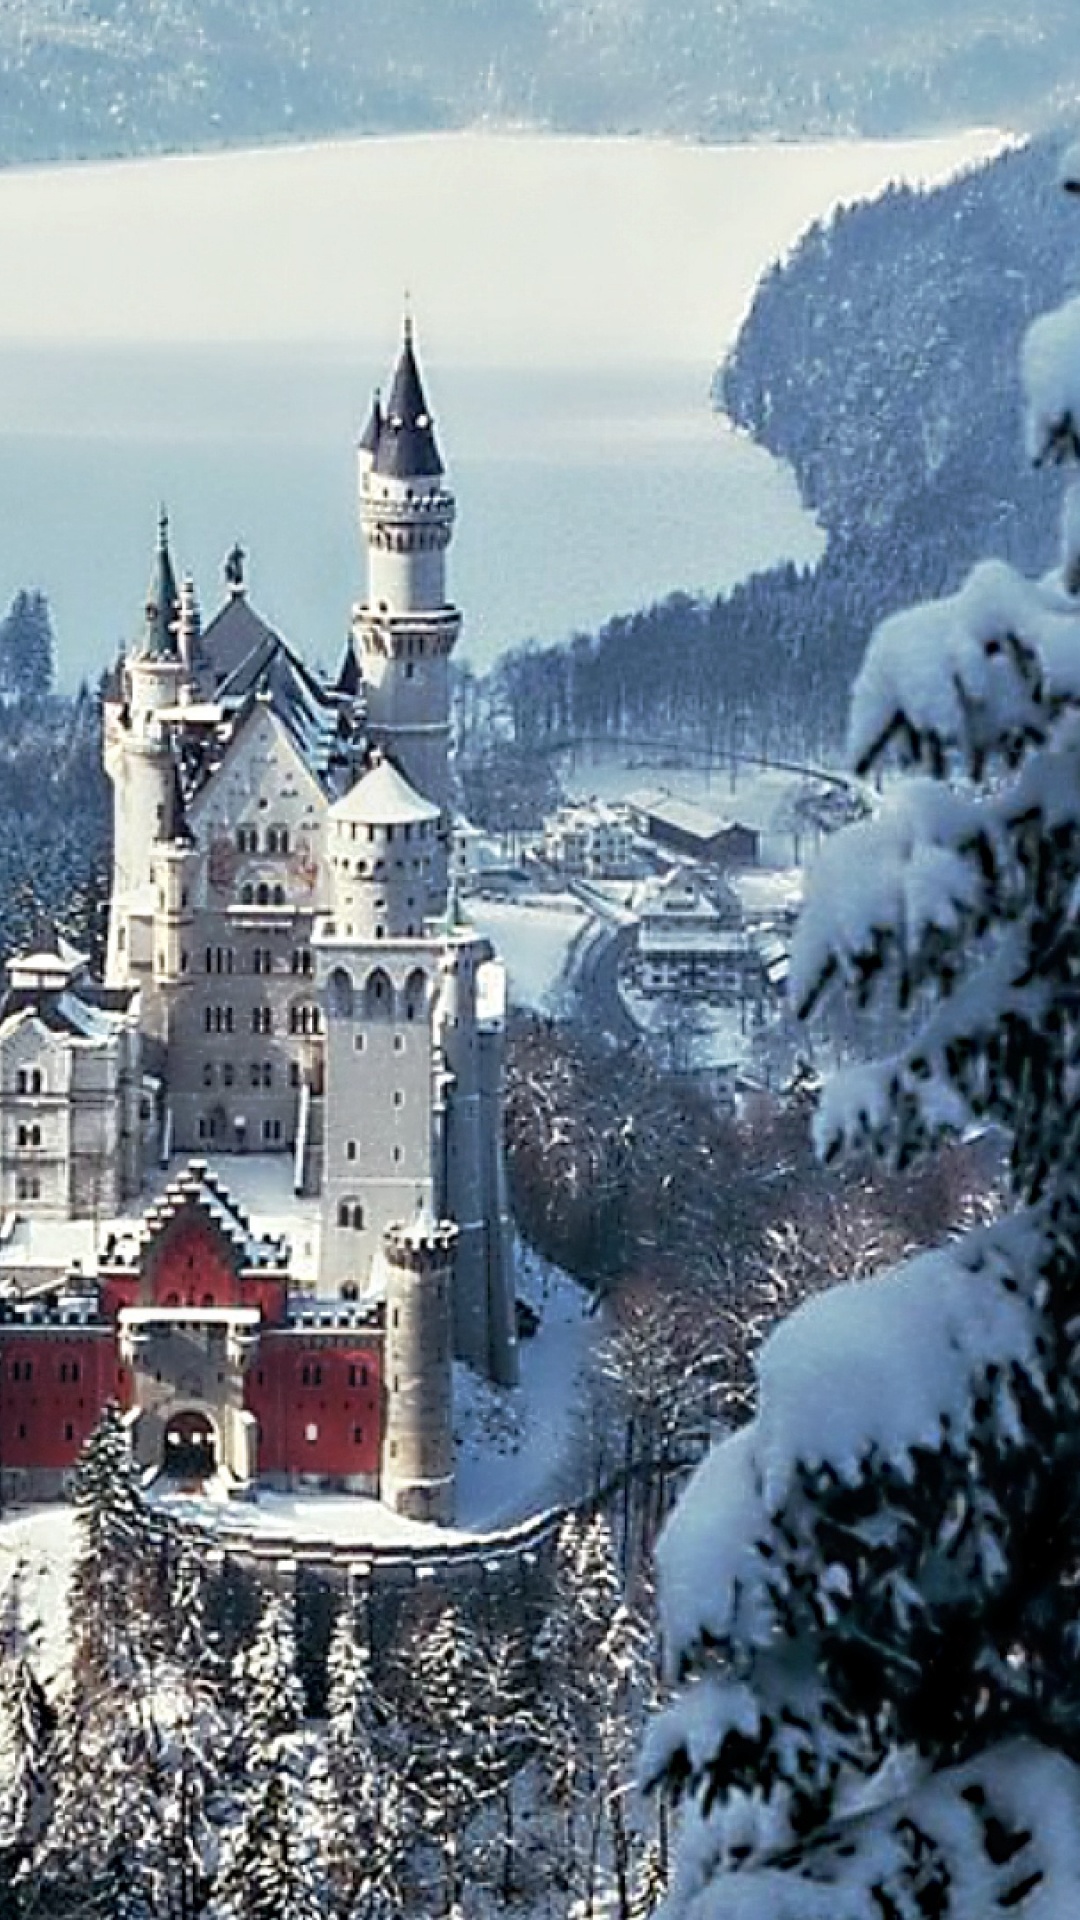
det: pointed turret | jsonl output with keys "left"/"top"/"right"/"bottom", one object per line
{"left": 141, "top": 509, "right": 180, "bottom": 658}
{"left": 357, "top": 388, "right": 382, "bottom": 471}
{"left": 336, "top": 638, "right": 362, "bottom": 698}
{"left": 375, "top": 318, "right": 443, "bottom": 479}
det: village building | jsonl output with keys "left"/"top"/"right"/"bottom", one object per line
{"left": 541, "top": 802, "right": 635, "bottom": 878}
{"left": 627, "top": 788, "right": 760, "bottom": 868}
{"left": 0, "top": 321, "right": 518, "bottom": 1523}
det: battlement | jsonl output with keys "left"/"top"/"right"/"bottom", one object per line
{"left": 384, "top": 1216, "right": 458, "bottom": 1265}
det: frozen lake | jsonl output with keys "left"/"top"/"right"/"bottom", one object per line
{"left": 0, "top": 128, "right": 1004, "bottom": 684}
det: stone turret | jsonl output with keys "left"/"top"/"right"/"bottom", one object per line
{"left": 380, "top": 1210, "right": 457, "bottom": 1524}
{"left": 104, "top": 512, "right": 186, "bottom": 987}
{"left": 325, "top": 752, "right": 439, "bottom": 944}
{"left": 353, "top": 320, "right": 460, "bottom": 898}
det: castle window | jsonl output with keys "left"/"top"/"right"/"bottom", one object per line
{"left": 256, "top": 884, "right": 270, "bottom": 906}
{"left": 266, "top": 826, "right": 290, "bottom": 856}
{"left": 237, "top": 826, "right": 258, "bottom": 854}
{"left": 353, "top": 1424, "right": 364, "bottom": 1444}
{"left": 251, "top": 1006, "right": 272, "bottom": 1035}
{"left": 393, "top": 1091, "right": 404, "bottom": 1108}
{"left": 346, "top": 1140, "right": 357, "bottom": 1161}
{"left": 17, "top": 1424, "right": 26, "bottom": 1441}
{"left": 203, "top": 1064, "right": 215, "bottom": 1088}
{"left": 272, "top": 885, "right": 285, "bottom": 907}
{"left": 202, "top": 1293, "right": 215, "bottom": 1308}
{"left": 252, "top": 948, "right": 273, "bottom": 975}
{"left": 393, "top": 1146, "right": 403, "bottom": 1164}
{"left": 349, "top": 1362, "right": 368, "bottom": 1387}
{"left": 289, "top": 1062, "right": 300, "bottom": 1087}
{"left": 262, "top": 1117, "right": 282, "bottom": 1143}
{"left": 64, "top": 1423, "right": 74, "bottom": 1444}
{"left": 305, "top": 1423, "right": 318, "bottom": 1443}
{"left": 342, "top": 1283, "right": 358, "bottom": 1301}
{"left": 289, "top": 1004, "right": 321, "bottom": 1036}
{"left": 353, "top": 1034, "right": 365, "bottom": 1053}
{"left": 241, "top": 885, "right": 254, "bottom": 905}
{"left": 222, "top": 1063, "right": 235, "bottom": 1088}
{"left": 394, "top": 1035, "right": 405, "bottom": 1053}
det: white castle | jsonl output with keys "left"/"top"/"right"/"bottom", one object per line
{"left": 0, "top": 322, "right": 518, "bottom": 1520}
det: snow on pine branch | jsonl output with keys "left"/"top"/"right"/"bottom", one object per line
{"left": 657, "top": 1737, "right": 1080, "bottom": 1920}
{"left": 1023, "top": 294, "right": 1080, "bottom": 468}
{"left": 655, "top": 1211, "right": 1047, "bottom": 1665}
{"left": 847, "top": 559, "right": 1080, "bottom": 778}
{"left": 790, "top": 779, "right": 992, "bottom": 1020}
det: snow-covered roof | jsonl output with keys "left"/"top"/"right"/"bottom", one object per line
{"left": 108, "top": 1160, "right": 290, "bottom": 1273}
{"left": 332, "top": 756, "right": 439, "bottom": 828}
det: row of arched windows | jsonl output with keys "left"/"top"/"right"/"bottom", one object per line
{"left": 239, "top": 883, "right": 287, "bottom": 907}
{"left": 326, "top": 966, "right": 428, "bottom": 1022}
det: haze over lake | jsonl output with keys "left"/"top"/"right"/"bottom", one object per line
{"left": 0, "top": 129, "right": 1003, "bottom": 683}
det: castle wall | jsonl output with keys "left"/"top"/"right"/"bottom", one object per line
{"left": 246, "top": 1332, "right": 382, "bottom": 1487}
{"left": 0, "top": 1326, "right": 126, "bottom": 1502}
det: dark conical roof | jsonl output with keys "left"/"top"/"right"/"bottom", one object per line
{"left": 374, "top": 318, "right": 443, "bottom": 480}
{"left": 142, "top": 509, "right": 181, "bottom": 658}
{"left": 336, "top": 638, "right": 362, "bottom": 698}
{"left": 358, "top": 388, "right": 382, "bottom": 457}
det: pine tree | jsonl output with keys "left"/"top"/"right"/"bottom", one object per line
{"left": 233, "top": 1589, "right": 306, "bottom": 1769}
{"left": 646, "top": 145, "right": 1080, "bottom": 1918}
{"left": 397, "top": 1601, "right": 490, "bottom": 1915}
{"left": 322, "top": 1606, "right": 400, "bottom": 1916}
{"left": 0, "top": 1656, "right": 54, "bottom": 1856}
{"left": 0, "top": 590, "right": 54, "bottom": 706}
{"left": 213, "top": 1763, "right": 328, "bottom": 1920}
{"left": 69, "top": 1401, "right": 157, "bottom": 1692}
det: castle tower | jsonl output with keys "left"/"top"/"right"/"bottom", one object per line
{"left": 380, "top": 1211, "right": 457, "bottom": 1524}
{"left": 313, "top": 755, "right": 444, "bottom": 1291}
{"left": 104, "top": 513, "right": 187, "bottom": 987}
{"left": 434, "top": 930, "right": 519, "bottom": 1387}
{"left": 352, "top": 321, "right": 461, "bottom": 901}
{"left": 151, "top": 767, "right": 197, "bottom": 998}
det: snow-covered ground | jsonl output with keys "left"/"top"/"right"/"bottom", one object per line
{"left": 563, "top": 755, "right": 855, "bottom": 868}
{"left": 466, "top": 895, "right": 588, "bottom": 1012}
{"left": 0, "top": 128, "right": 1005, "bottom": 680}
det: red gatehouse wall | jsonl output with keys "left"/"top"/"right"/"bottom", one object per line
{"left": 101, "top": 1215, "right": 288, "bottom": 1326}
{"left": 246, "top": 1336, "right": 382, "bottom": 1478}
{"left": 0, "top": 1331, "right": 130, "bottom": 1473}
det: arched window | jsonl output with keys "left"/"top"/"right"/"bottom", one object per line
{"left": 404, "top": 969, "right": 428, "bottom": 1021}
{"left": 364, "top": 968, "right": 394, "bottom": 1020}
{"left": 272, "top": 885, "right": 285, "bottom": 906}
{"left": 241, "top": 884, "right": 254, "bottom": 905}
{"left": 327, "top": 967, "right": 353, "bottom": 1020}
{"left": 29, "top": 1069, "right": 42, "bottom": 1096}
{"left": 256, "top": 883, "right": 270, "bottom": 906}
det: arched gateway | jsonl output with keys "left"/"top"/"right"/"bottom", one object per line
{"left": 163, "top": 1407, "right": 217, "bottom": 1481}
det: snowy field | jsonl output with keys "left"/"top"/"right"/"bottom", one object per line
{"left": 466, "top": 895, "right": 588, "bottom": 1011}
{"left": 0, "top": 128, "right": 1005, "bottom": 680}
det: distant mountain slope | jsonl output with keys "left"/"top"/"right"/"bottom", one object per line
{"left": 0, "top": 0, "right": 1073, "bottom": 166}
{"left": 721, "top": 138, "right": 1072, "bottom": 580}
{"left": 470, "top": 138, "right": 1074, "bottom": 765}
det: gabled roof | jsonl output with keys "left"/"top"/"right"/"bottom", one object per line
{"left": 106, "top": 1160, "right": 290, "bottom": 1274}
{"left": 200, "top": 593, "right": 286, "bottom": 688}
{"left": 331, "top": 755, "right": 439, "bottom": 828}
{"left": 373, "top": 321, "right": 444, "bottom": 480}
{"left": 214, "top": 631, "right": 346, "bottom": 782}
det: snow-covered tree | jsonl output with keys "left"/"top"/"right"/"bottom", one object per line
{"left": 233, "top": 1589, "right": 306, "bottom": 1769}
{"left": 0, "top": 1656, "right": 54, "bottom": 1858}
{"left": 396, "top": 1601, "right": 492, "bottom": 1913}
{"left": 212, "top": 1762, "right": 328, "bottom": 1920}
{"left": 322, "top": 1606, "right": 404, "bottom": 1919}
{"left": 645, "top": 147, "right": 1080, "bottom": 1917}
{"left": 0, "top": 589, "right": 54, "bottom": 706}
{"left": 69, "top": 1401, "right": 158, "bottom": 1692}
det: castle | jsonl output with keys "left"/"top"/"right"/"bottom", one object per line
{"left": 0, "top": 323, "right": 518, "bottom": 1522}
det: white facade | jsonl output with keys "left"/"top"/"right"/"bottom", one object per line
{"left": 5, "top": 324, "right": 520, "bottom": 1440}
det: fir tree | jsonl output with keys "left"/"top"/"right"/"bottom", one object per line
{"left": 213, "top": 1763, "right": 328, "bottom": 1920}
{"left": 0, "top": 590, "right": 54, "bottom": 707}
{"left": 647, "top": 145, "right": 1080, "bottom": 1918}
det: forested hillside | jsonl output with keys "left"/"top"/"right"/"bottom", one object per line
{"left": 471, "top": 137, "right": 1072, "bottom": 766}
{"left": 0, "top": 0, "right": 1071, "bottom": 167}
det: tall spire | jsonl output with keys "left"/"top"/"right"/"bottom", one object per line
{"left": 142, "top": 507, "right": 181, "bottom": 658}
{"left": 357, "top": 387, "right": 382, "bottom": 464}
{"left": 375, "top": 315, "right": 443, "bottom": 480}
